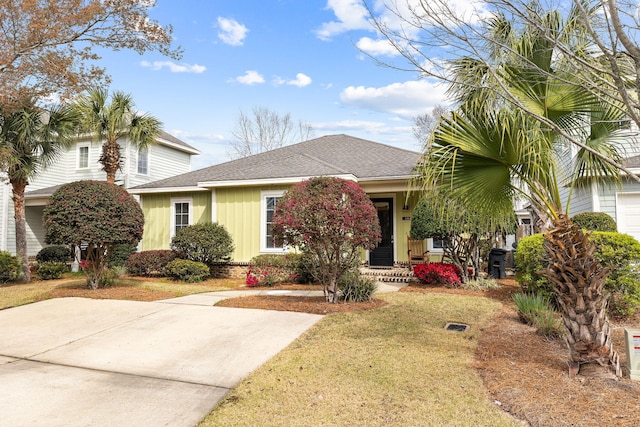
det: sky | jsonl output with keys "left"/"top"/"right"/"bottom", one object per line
{"left": 97, "top": 0, "right": 453, "bottom": 170}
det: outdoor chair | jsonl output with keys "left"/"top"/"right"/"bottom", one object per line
{"left": 407, "top": 236, "right": 429, "bottom": 268}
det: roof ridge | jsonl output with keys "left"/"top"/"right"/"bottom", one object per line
{"left": 300, "top": 152, "right": 350, "bottom": 174}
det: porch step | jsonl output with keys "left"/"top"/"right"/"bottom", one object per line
{"left": 360, "top": 267, "right": 417, "bottom": 284}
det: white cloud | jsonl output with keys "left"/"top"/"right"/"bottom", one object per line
{"left": 232, "top": 70, "right": 265, "bottom": 85}
{"left": 340, "top": 79, "right": 449, "bottom": 117}
{"left": 356, "top": 37, "right": 400, "bottom": 57}
{"left": 287, "top": 73, "right": 312, "bottom": 87}
{"left": 316, "top": 0, "right": 371, "bottom": 40}
{"left": 140, "top": 61, "right": 206, "bottom": 73}
{"left": 217, "top": 17, "right": 249, "bottom": 46}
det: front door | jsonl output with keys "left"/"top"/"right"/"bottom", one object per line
{"left": 369, "top": 198, "right": 394, "bottom": 267}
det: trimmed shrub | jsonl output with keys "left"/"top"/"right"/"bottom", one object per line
{"left": 171, "top": 222, "right": 234, "bottom": 265}
{"left": 165, "top": 259, "right": 210, "bottom": 283}
{"left": 338, "top": 271, "right": 377, "bottom": 302}
{"left": 109, "top": 244, "right": 137, "bottom": 267}
{"left": 571, "top": 212, "right": 617, "bottom": 232}
{"left": 246, "top": 254, "right": 301, "bottom": 286}
{"left": 515, "top": 231, "right": 640, "bottom": 317}
{"left": 36, "top": 245, "right": 72, "bottom": 263}
{"left": 513, "top": 234, "right": 552, "bottom": 299}
{"left": 125, "top": 250, "right": 177, "bottom": 276}
{"left": 43, "top": 180, "right": 144, "bottom": 289}
{"left": 33, "top": 262, "right": 68, "bottom": 280}
{"left": 0, "top": 251, "right": 21, "bottom": 283}
{"left": 413, "top": 262, "right": 462, "bottom": 287}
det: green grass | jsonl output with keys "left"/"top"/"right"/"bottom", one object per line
{"left": 200, "top": 292, "right": 521, "bottom": 427}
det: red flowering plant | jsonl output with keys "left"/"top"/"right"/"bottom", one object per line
{"left": 245, "top": 265, "right": 297, "bottom": 287}
{"left": 413, "top": 262, "right": 462, "bottom": 288}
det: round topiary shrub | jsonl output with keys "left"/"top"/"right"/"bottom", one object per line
{"left": 170, "top": 222, "right": 234, "bottom": 265}
{"left": 571, "top": 212, "right": 617, "bottom": 232}
{"left": 36, "top": 245, "right": 72, "bottom": 263}
{"left": 164, "top": 259, "right": 210, "bottom": 283}
{"left": 0, "top": 251, "right": 21, "bottom": 283}
{"left": 125, "top": 250, "right": 177, "bottom": 276}
{"left": 513, "top": 234, "right": 552, "bottom": 298}
{"left": 43, "top": 180, "right": 144, "bottom": 289}
{"left": 33, "top": 262, "right": 69, "bottom": 280}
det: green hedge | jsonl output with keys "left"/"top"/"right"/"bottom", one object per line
{"left": 165, "top": 259, "right": 210, "bottom": 283}
{"left": 515, "top": 231, "right": 640, "bottom": 317}
{"left": 0, "top": 251, "right": 21, "bottom": 283}
{"left": 571, "top": 212, "right": 617, "bottom": 232}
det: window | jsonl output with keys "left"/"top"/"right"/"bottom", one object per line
{"left": 137, "top": 147, "right": 148, "bottom": 175}
{"left": 170, "top": 198, "right": 192, "bottom": 238}
{"left": 77, "top": 145, "right": 89, "bottom": 169}
{"left": 261, "top": 191, "right": 285, "bottom": 252}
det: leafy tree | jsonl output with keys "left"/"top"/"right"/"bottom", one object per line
{"left": 0, "top": 0, "right": 180, "bottom": 101}
{"left": 170, "top": 222, "right": 234, "bottom": 265}
{"left": 371, "top": 2, "right": 631, "bottom": 377}
{"left": 0, "top": 98, "right": 75, "bottom": 282}
{"left": 272, "top": 177, "right": 381, "bottom": 303}
{"left": 410, "top": 194, "right": 515, "bottom": 283}
{"left": 229, "top": 106, "right": 314, "bottom": 159}
{"left": 43, "top": 180, "right": 144, "bottom": 289}
{"left": 71, "top": 88, "right": 162, "bottom": 184}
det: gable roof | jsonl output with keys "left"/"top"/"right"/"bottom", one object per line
{"left": 131, "top": 134, "right": 421, "bottom": 192}
{"left": 157, "top": 131, "right": 200, "bottom": 155}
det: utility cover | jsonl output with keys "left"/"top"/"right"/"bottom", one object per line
{"left": 445, "top": 322, "right": 469, "bottom": 332}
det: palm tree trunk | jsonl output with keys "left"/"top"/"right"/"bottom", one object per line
{"left": 100, "top": 139, "right": 122, "bottom": 184}
{"left": 542, "top": 215, "right": 621, "bottom": 378}
{"left": 11, "top": 180, "right": 30, "bottom": 282}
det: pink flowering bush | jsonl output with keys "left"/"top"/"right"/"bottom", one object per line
{"left": 245, "top": 265, "right": 296, "bottom": 287}
{"left": 413, "top": 262, "right": 462, "bottom": 287}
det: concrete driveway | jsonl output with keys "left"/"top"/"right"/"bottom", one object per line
{"left": 0, "top": 295, "right": 323, "bottom": 426}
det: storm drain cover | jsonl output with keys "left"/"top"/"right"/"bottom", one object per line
{"left": 445, "top": 322, "right": 469, "bottom": 332}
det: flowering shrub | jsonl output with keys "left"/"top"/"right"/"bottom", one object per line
{"left": 272, "top": 177, "right": 380, "bottom": 302}
{"left": 245, "top": 264, "right": 297, "bottom": 287}
{"left": 413, "top": 262, "right": 462, "bottom": 287}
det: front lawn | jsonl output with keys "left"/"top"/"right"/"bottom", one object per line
{"left": 200, "top": 292, "right": 521, "bottom": 427}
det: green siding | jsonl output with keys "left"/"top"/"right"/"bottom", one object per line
{"left": 216, "top": 186, "right": 290, "bottom": 262}
{"left": 141, "top": 192, "right": 211, "bottom": 250}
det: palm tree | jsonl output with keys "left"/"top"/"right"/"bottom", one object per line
{"left": 416, "top": 8, "right": 628, "bottom": 378}
{"left": 71, "top": 88, "right": 162, "bottom": 184}
{"left": 0, "top": 99, "right": 76, "bottom": 282}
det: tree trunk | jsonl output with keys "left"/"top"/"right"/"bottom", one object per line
{"left": 100, "top": 139, "right": 122, "bottom": 184}
{"left": 542, "top": 215, "right": 621, "bottom": 378}
{"left": 325, "top": 277, "right": 338, "bottom": 303}
{"left": 11, "top": 180, "right": 30, "bottom": 282}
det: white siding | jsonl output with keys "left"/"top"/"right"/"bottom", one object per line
{"left": 4, "top": 135, "right": 196, "bottom": 257}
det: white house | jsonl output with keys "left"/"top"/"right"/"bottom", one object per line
{"left": 0, "top": 131, "right": 200, "bottom": 257}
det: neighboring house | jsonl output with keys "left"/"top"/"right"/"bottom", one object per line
{"left": 130, "top": 134, "right": 426, "bottom": 266}
{"left": 0, "top": 131, "right": 200, "bottom": 256}
{"left": 565, "top": 153, "right": 640, "bottom": 241}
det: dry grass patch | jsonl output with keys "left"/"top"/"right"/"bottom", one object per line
{"left": 200, "top": 292, "right": 522, "bottom": 427}
{"left": 0, "top": 276, "right": 245, "bottom": 309}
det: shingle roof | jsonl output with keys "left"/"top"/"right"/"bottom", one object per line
{"left": 131, "top": 134, "right": 421, "bottom": 190}
{"left": 625, "top": 154, "right": 640, "bottom": 168}
{"left": 158, "top": 130, "right": 199, "bottom": 154}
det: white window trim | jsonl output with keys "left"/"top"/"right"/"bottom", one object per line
{"left": 136, "top": 146, "right": 150, "bottom": 176}
{"left": 170, "top": 197, "right": 192, "bottom": 239}
{"left": 260, "top": 190, "right": 287, "bottom": 253}
{"left": 77, "top": 143, "right": 90, "bottom": 169}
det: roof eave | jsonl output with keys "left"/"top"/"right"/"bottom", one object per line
{"left": 129, "top": 186, "right": 209, "bottom": 195}
{"left": 197, "top": 174, "right": 359, "bottom": 188}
